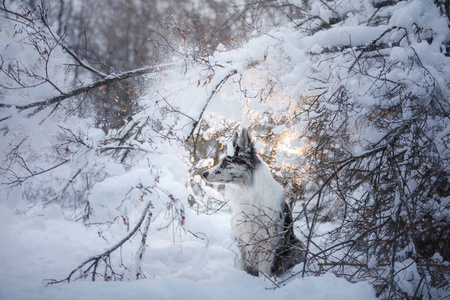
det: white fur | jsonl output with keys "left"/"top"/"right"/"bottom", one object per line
{"left": 203, "top": 128, "right": 287, "bottom": 277}
{"left": 226, "top": 160, "right": 285, "bottom": 277}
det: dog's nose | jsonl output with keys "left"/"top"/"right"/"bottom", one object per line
{"left": 202, "top": 171, "right": 209, "bottom": 178}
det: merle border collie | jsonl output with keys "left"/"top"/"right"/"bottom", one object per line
{"left": 203, "top": 128, "right": 304, "bottom": 277}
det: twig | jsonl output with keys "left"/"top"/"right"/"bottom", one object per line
{"left": 135, "top": 207, "right": 153, "bottom": 279}
{"left": 188, "top": 69, "right": 238, "bottom": 139}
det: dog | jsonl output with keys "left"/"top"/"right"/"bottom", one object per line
{"left": 202, "top": 128, "right": 304, "bottom": 277}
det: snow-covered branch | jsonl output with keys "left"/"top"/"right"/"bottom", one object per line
{"left": 188, "top": 68, "right": 238, "bottom": 138}
{"left": 0, "top": 64, "right": 175, "bottom": 111}
{"left": 45, "top": 200, "right": 153, "bottom": 284}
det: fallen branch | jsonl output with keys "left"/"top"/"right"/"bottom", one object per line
{"left": 44, "top": 200, "right": 153, "bottom": 284}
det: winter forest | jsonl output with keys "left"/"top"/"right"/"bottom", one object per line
{"left": 0, "top": 0, "right": 449, "bottom": 299}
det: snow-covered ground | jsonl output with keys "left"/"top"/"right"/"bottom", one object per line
{"left": 0, "top": 203, "right": 376, "bottom": 300}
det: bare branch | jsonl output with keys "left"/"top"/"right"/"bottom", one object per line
{"left": 45, "top": 200, "right": 153, "bottom": 284}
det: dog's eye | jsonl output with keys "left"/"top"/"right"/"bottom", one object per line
{"left": 220, "top": 156, "right": 233, "bottom": 167}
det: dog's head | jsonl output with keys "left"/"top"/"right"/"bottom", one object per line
{"left": 202, "top": 128, "right": 260, "bottom": 185}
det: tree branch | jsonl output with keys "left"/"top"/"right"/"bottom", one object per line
{"left": 45, "top": 200, "right": 153, "bottom": 284}
{"left": 188, "top": 69, "right": 238, "bottom": 139}
{"left": 0, "top": 63, "right": 176, "bottom": 111}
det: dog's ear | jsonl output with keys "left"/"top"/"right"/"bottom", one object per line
{"left": 232, "top": 131, "right": 239, "bottom": 148}
{"left": 237, "top": 128, "right": 253, "bottom": 154}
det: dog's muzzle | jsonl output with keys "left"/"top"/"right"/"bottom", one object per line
{"left": 202, "top": 171, "right": 209, "bottom": 179}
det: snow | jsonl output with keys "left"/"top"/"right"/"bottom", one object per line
{"left": 88, "top": 168, "right": 156, "bottom": 223}
{"left": 1, "top": 0, "right": 449, "bottom": 298}
{"left": 216, "top": 43, "right": 226, "bottom": 52}
{"left": 226, "top": 143, "right": 235, "bottom": 156}
{"left": 248, "top": 98, "right": 270, "bottom": 112}
{"left": 0, "top": 204, "right": 377, "bottom": 300}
